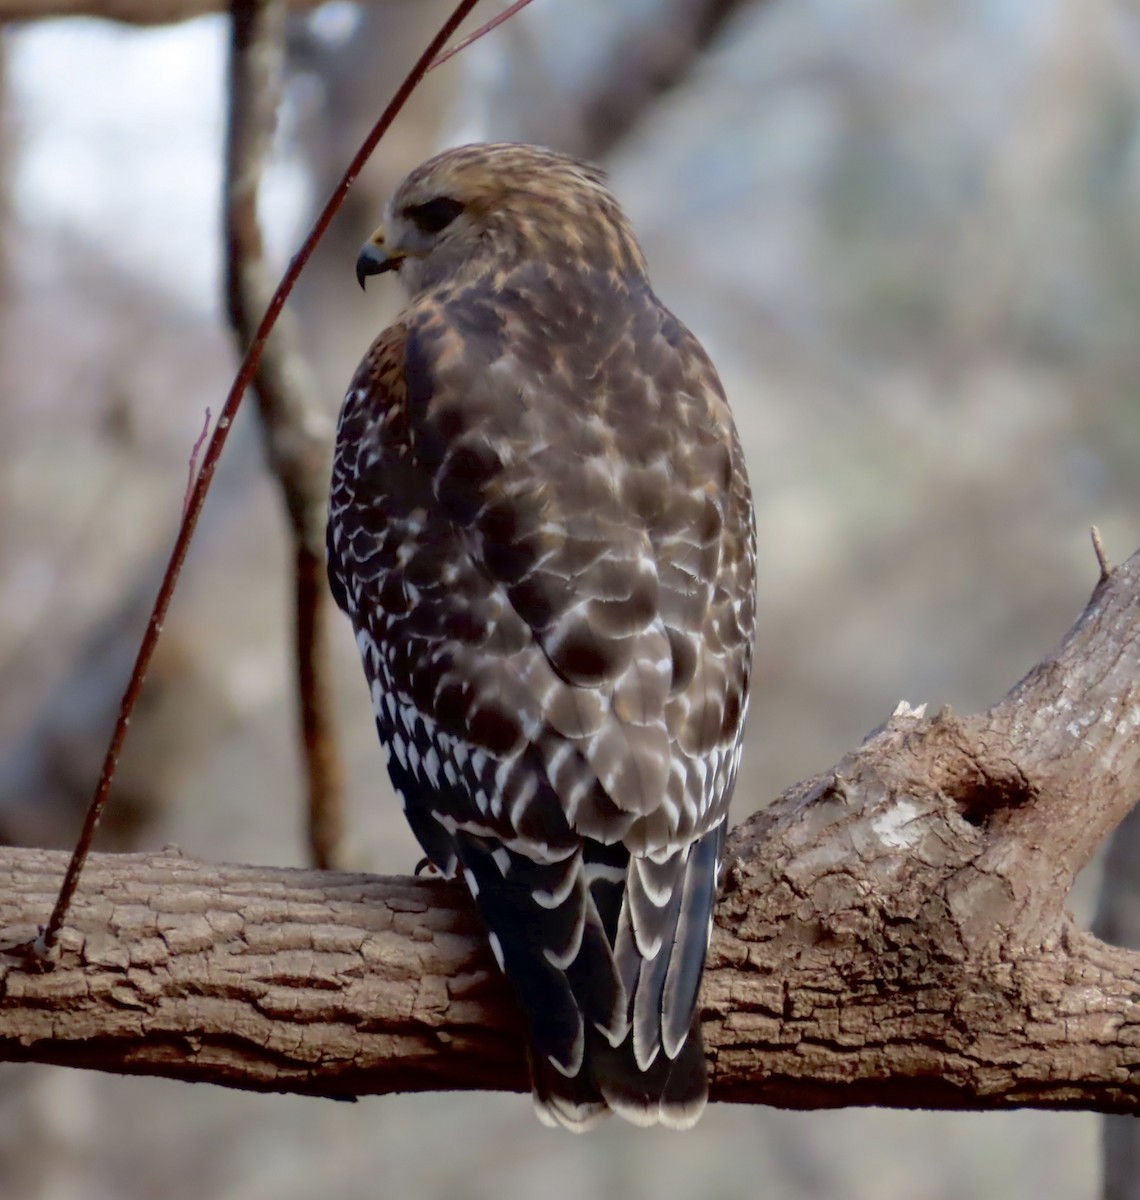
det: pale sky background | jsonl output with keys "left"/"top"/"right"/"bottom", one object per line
{"left": 8, "top": 17, "right": 311, "bottom": 313}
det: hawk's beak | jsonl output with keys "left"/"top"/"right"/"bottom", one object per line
{"left": 356, "top": 228, "right": 403, "bottom": 290}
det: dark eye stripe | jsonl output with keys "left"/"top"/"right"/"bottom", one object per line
{"left": 404, "top": 197, "right": 466, "bottom": 235}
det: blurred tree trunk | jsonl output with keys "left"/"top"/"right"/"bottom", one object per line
{"left": 0, "top": 34, "right": 94, "bottom": 1200}
{"left": 286, "top": 0, "right": 458, "bottom": 387}
{"left": 1095, "top": 805, "right": 1140, "bottom": 1200}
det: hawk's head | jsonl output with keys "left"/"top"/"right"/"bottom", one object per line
{"left": 356, "top": 142, "right": 649, "bottom": 298}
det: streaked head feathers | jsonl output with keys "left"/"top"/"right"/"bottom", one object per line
{"left": 356, "top": 142, "right": 649, "bottom": 296}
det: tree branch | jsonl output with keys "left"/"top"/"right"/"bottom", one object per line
{"left": 224, "top": 0, "right": 345, "bottom": 869}
{"left": 1, "top": 547, "right": 1137, "bottom": 1110}
{"left": 0, "top": 0, "right": 406, "bottom": 26}
{"left": 576, "top": 0, "right": 761, "bottom": 161}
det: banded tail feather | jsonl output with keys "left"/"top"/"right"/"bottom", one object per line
{"left": 454, "top": 824, "right": 724, "bottom": 1130}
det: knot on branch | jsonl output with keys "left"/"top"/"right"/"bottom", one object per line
{"left": 887, "top": 710, "right": 1040, "bottom": 835}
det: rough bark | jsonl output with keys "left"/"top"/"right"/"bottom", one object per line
{"left": 0, "top": 545, "right": 1138, "bottom": 1109}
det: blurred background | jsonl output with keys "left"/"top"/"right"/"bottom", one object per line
{"left": 1, "top": 0, "right": 1138, "bottom": 1196}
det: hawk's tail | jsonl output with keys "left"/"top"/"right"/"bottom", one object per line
{"left": 592, "top": 823, "right": 722, "bottom": 1130}
{"left": 454, "top": 824, "right": 721, "bottom": 1132}
{"left": 530, "top": 1009, "right": 708, "bottom": 1131}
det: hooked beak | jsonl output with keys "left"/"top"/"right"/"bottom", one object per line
{"left": 355, "top": 227, "right": 403, "bottom": 290}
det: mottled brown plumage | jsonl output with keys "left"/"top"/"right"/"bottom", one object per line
{"left": 328, "top": 143, "right": 755, "bottom": 1130}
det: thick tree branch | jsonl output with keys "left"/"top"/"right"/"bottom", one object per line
{"left": 1, "top": 546, "right": 1137, "bottom": 1110}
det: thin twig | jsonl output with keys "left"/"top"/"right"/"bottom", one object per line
{"left": 429, "top": 0, "right": 534, "bottom": 73}
{"left": 29, "top": 0, "right": 487, "bottom": 961}
{"left": 183, "top": 408, "right": 212, "bottom": 520}
{"left": 1091, "top": 524, "right": 1113, "bottom": 583}
{"left": 224, "top": 0, "right": 344, "bottom": 869}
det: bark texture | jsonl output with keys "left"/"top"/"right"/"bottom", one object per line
{"left": 0, "top": 546, "right": 1138, "bottom": 1110}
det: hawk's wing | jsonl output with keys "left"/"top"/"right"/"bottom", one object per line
{"left": 328, "top": 269, "right": 754, "bottom": 1129}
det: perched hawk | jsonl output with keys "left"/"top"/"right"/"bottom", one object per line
{"left": 327, "top": 143, "right": 755, "bottom": 1130}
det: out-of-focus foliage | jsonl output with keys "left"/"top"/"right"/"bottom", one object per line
{"left": 0, "top": 0, "right": 1137, "bottom": 1196}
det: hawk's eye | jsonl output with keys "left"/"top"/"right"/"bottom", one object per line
{"left": 404, "top": 197, "right": 466, "bottom": 235}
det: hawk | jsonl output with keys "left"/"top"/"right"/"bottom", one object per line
{"left": 327, "top": 143, "right": 755, "bottom": 1130}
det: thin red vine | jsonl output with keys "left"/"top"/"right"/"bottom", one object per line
{"left": 30, "top": 0, "right": 498, "bottom": 959}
